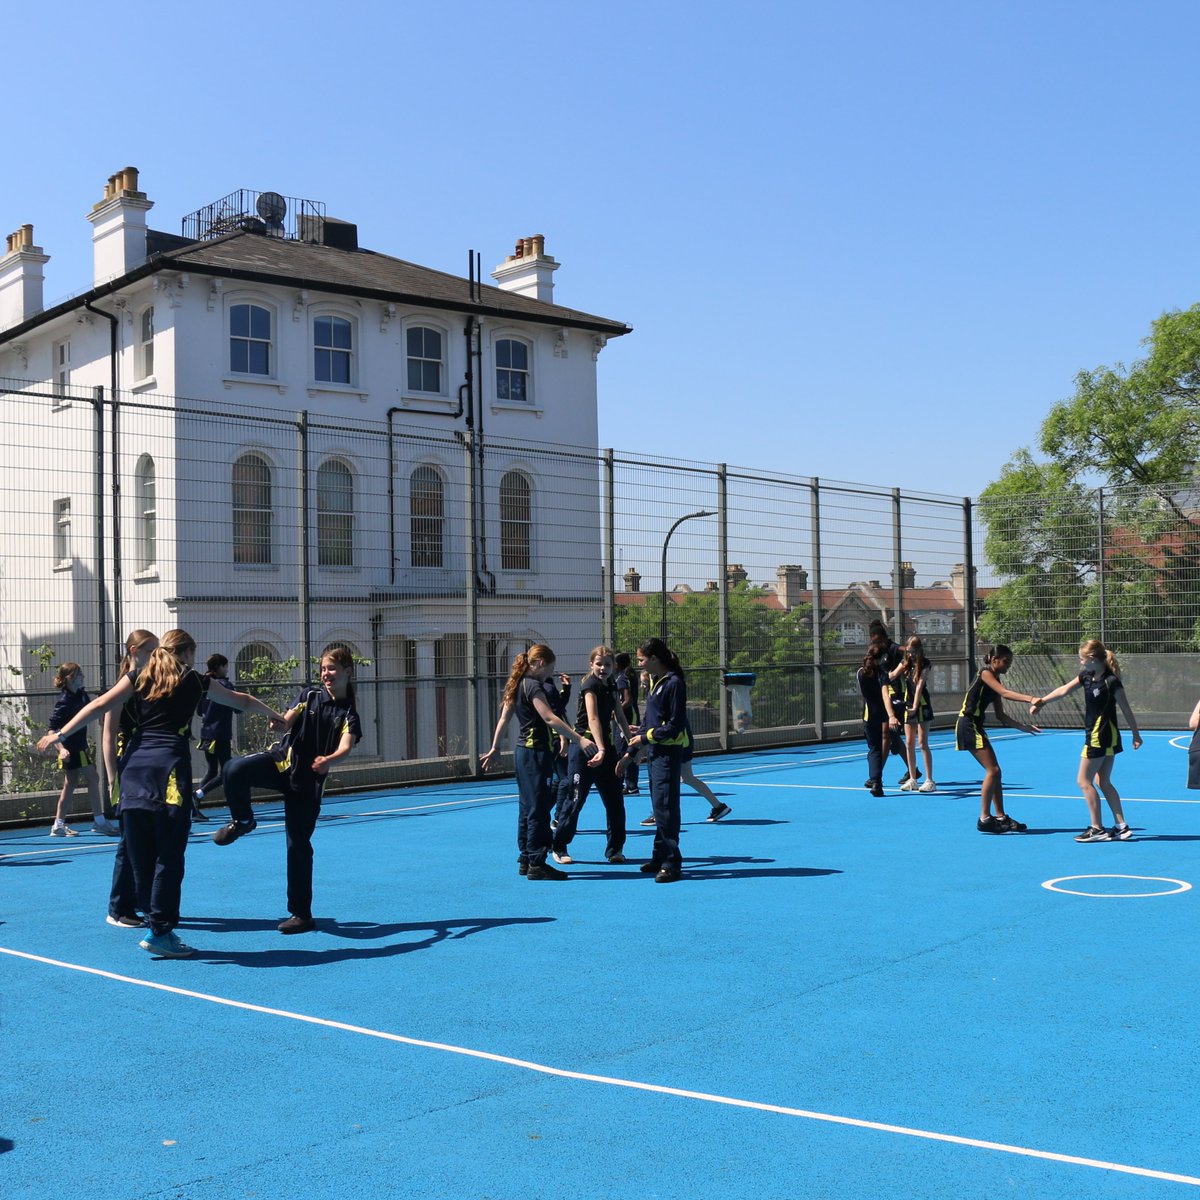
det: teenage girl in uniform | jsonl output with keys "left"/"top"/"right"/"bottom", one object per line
{"left": 858, "top": 636, "right": 901, "bottom": 797}
{"left": 614, "top": 652, "right": 641, "bottom": 796}
{"left": 897, "top": 636, "right": 936, "bottom": 793}
{"left": 1033, "top": 639, "right": 1142, "bottom": 842}
{"left": 47, "top": 663, "right": 117, "bottom": 836}
{"left": 955, "top": 645, "right": 1040, "bottom": 834}
{"left": 193, "top": 653, "right": 235, "bottom": 818}
{"left": 213, "top": 647, "right": 362, "bottom": 934}
{"left": 480, "top": 644, "right": 600, "bottom": 880}
{"left": 551, "top": 646, "right": 632, "bottom": 865}
{"left": 103, "top": 629, "right": 157, "bottom": 928}
{"left": 40, "top": 630, "right": 280, "bottom": 957}
{"left": 620, "top": 638, "right": 688, "bottom": 883}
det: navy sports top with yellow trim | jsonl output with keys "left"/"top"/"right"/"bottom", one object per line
{"left": 516, "top": 675, "right": 554, "bottom": 751}
{"left": 958, "top": 669, "right": 1001, "bottom": 724}
{"left": 1079, "top": 668, "right": 1123, "bottom": 754}
{"left": 643, "top": 671, "right": 688, "bottom": 748}
{"left": 198, "top": 675, "right": 235, "bottom": 743}
{"left": 272, "top": 686, "right": 362, "bottom": 788}
{"left": 49, "top": 688, "right": 90, "bottom": 755}
{"left": 130, "top": 668, "right": 209, "bottom": 737}
{"left": 858, "top": 666, "right": 888, "bottom": 723}
{"left": 574, "top": 673, "right": 617, "bottom": 746}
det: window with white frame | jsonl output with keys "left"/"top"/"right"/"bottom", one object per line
{"left": 138, "top": 307, "right": 154, "bottom": 380}
{"left": 410, "top": 465, "right": 445, "bottom": 568}
{"left": 316, "top": 459, "right": 354, "bottom": 567}
{"left": 136, "top": 455, "right": 156, "bottom": 570}
{"left": 52, "top": 340, "right": 71, "bottom": 396}
{"left": 495, "top": 338, "right": 530, "bottom": 403}
{"left": 314, "top": 315, "right": 353, "bottom": 385}
{"left": 499, "top": 470, "right": 532, "bottom": 570}
{"left": 838, "top": 621, "right": 866, "bottom": 646}
{"left": 230, "top": 303, "right": 272, "bottom": 375}
{"left": 406, "top": 326, "right": 444, "bottom": 394}
{"left": 53, "top": 498, "right": 71, "bottom": 565}
{"left": 232, "top": 453, "right": 272, "bottom": 564}
{"left": 915, "top": 614, "right": 953, "bottom": 635}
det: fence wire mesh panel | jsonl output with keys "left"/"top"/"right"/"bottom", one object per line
{"left": 2, "top": 371, "right": 1196, "bottom": 816}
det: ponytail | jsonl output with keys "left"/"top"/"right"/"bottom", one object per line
{"left": 53, "top": 662, "right": 81, "bottom": 690}
{"left": 637, "top": 637, "right": 685, "bottom": 680}
{"left": 137, "top": 629, "right": 196, "bottom": 702}
{"left": 501, "top": 644, "right": 554, "bottom": 708}
{"left": 1081, "top": 638, "right": 1120, "bottom": 677}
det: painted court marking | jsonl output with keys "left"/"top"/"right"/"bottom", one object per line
{"left": 1042, "top": 874, "right": 1192, "bottom": 898}
{"left": 2, "top": 946, "right": 1198, "bottom": 1188}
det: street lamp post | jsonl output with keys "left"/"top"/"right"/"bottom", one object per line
{"left": 660, "top": 509, "right": 716, "bottom": 641}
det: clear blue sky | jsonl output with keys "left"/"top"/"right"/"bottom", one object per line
{"left": 11, "top": 0, "right": 1200, "bottom": 499}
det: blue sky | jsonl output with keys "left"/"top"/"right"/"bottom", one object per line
{"left": 10, "top": 0, "right": 1199, "bottom": 499}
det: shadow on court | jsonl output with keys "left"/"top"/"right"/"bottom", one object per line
{"left": 0, "top": 855, "right": 75, "bottom": 868}
{"left": 565, "top": 856, "right": 842, "bottom": 883}
{"left": 178, "top": 915, "right": 554, "bottom": 968}
{"left": 0, "top": 1138, "right": 14, "bottom": 1155}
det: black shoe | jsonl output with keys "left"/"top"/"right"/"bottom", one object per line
{"left": 527, "top": 862, "right": 568, "bottom": 880}
{"left": 863, "top": 779, "right": 874, "bottom": 789}
{"left": 212, "top": 819, "right": 256, "bottom": 846}
{"left": 105, "top": 912, "right": 145, "bottom": 928}
{"left": 977, "top": 815, "right": 1005, "bottom": 834}
{"left": 655, "top": 867, "right": 681, "bottom": 883}
{"left": 639, "top": 861, "right": 661, "bottom": 874}
{"left": 278, "top": 915, "right": 316, "bottom": 934}
{"left": 607, "top": 852, "right": 627, "bottom": 864}
{"left": 518, "top": 861, "right": 529, "bottom": 876}
{"left": 996, "top": 814, "right": 1026, "bottom": 832}
{"left": 870, "top": 782, "right": 884, "bottom": 798}
{"left": 707, "top": 803, "right": 732, "bottom": 822}
{"left": 191, "top": 808, "right": 210, "bottom": 822}
{"left": 897, "top": 771, "right": 910, "bottom": 785}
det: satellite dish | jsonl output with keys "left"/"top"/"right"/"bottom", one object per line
{"left": 256, "top": 191, "right": 287, "bottom": 224}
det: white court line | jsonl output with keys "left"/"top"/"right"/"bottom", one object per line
{"left": 719, "top": 780, "right": 1200, "bottom": 805}
{"left": 0, "top": 947, "right": 1195, "bottom": 1188}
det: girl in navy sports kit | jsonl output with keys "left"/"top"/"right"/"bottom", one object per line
{"left": 213, "top": 647, "right": 362, "bottom": 933}
{"left": 1033, "top": 639, "right": 1142, "bottom": 842}
{"left": 192, "top": 653, "right": 235, "bottom": 818}
{"left": 480, "top": 644, "right": 600, "bottom": 880}
{"left": 620, "top": 638, "right": 688, "bottom": 883}
{"left": 858, "top": 636, "right": 902, "bottom": 797}
{"left": 40, "top": 630, "right": 280, "bottom": 958}
{"left": 47, "top": 663, "right": 117, "bottom": 836}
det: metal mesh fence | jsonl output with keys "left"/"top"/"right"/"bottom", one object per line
{"left": 2, "top": 374, "right": 1196, "bottom": 815}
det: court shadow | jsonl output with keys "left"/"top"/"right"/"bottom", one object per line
{"left": 686, "top": 818, "right": 787, "bottom": 826}
{"left": 566, "top": 855, "right": 841, "bottom": 883}
{"left": 186, "top": 915, "right": 554, "bottom": 968}
{"left": 0, "top": 856, "right": 74, "bottom": 867}
{"left": 1125, "top": 833, "right": 1200, "bottom": 842}
{"left": 0, "top": 1137, "right": 14, "bottom": 1155}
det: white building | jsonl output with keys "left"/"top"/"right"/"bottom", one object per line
{"left": 0, "top": 168, "right": 630, "bottom": 763}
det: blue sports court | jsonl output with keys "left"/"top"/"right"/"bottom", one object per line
{"left": 3, "top": 727, "right": 1199, "bottom": 1199}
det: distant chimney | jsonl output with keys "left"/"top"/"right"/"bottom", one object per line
{"left": 88, "top": 165, "right": 153, "bottom": 285}
{"left": 0, "top": 224, "right": 50, "bottom": 330}
{"left": 774, "top": 564, "right": 808, "bottom": 608}
{"left": 950, "top": 563, "right": 977, "bottom": 605}
{"left": 727, "top": 564, "right": 749, "bottom": 588}
{"left": 623, "top": 567, "right": 641, "bottom": 593}
{"left": 892, "top": 561, "right": 916, "bottom": 590}
{"left": 491, "top": 232, "right": 559, "bottom": 302}
{"left": 703, "top": 581, "right": 719, "bottom": 593}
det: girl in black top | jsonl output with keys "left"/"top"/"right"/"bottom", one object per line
{"left": 613, "top": 652, "right": 641, "bottom": 796}
{"left": 955, "top": 645, "right": 1040, "bottom": 834}
{"left": 40, "top": 629, "right": 280, "bottom": 958}
{"left": 47, "top": 663, "right": 116, "bottom": 836}
{"left": 213, "top": 647, "right": 362, "bottom": 934}
{"left": 480, "top": 644, "right": 599, "bottom": 880}
{"left": 1034, "top": 639, "right": 1142, "bottom": 841}
{"left": 858, "top": 636, "right": 901, "bottom": 797}
{"left": 551, "top": 646, "right": 633, "bottom": 865}
{"left": 193, "top": 653, "right": 235, "bottom": 817}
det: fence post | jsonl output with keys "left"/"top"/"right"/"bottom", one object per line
{"left": 602, "top": 448, "right": 614, "bottom": 647}
{"left": 296, "top": 411, "right": 312, "bottom": 676}
{"left": 809, "top": 478, "right": 824, "bottom": 740}
{"left": 892, "top": 486, "right": 904, "bottom": 640}
{"left": 91, "top": 386, "right": 109, "bottom": 690}
{"left": 1096, "top": 487, "right": 1106, "bottom": 644}
{"left": 717, "top": 463, "right": 729, "bottom": 751}
{"left": 963, "top": 496, "right": 976, "bottom": 670}
{"left": 465, "top": 429, "right": 480, "bottom": 772}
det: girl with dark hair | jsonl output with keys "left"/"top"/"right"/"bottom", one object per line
{"left": 955, "top": 645, "right": 1040, "bottom": 834}
{"left": 192, "top": 652, "right": 235, "bottom": 818}
{"left": 620, "top": 638, "right": 688, "bottom": 882}
{"left": 39, "top": 630, "right": 280, "bottom": 957}
{"left": 613, "top": 652, "right": 641, "bottom": 796}
{"left": 858, "top": 636, "right": 901, "bottom": 797}
{"left": 213, "top": 646, "right": 362, "bottom": 933}
{"left": 898, "top": 636, "right": 936, "bottom": 793}
{"left": 481, "top": 644, "right": 601, "bottom": 880}
{"left": 1033, "top": 639, "right": 1142, "bottom": 841}
{"left": 46, "top": 663, "right": 116, "bottom": 836}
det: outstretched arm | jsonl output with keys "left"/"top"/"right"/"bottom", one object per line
{"left": 37, "top": 677, "right": 134, "bottom": 754}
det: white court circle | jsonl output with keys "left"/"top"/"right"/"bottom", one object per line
{"left": 1042, "top": 874, "right": 1192, "bottom": 898}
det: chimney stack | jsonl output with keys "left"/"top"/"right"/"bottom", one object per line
{"left": 0, "top": 224, "right": 50, "bottom": 330}
{"left": 492, "top": 232, "right": 559, "bottom": 302}
{"left": 726, "top": 564, "right": 749, "bottom": 588}
{"left": 892, "top": 561, "right": 916, "bottom": 590}
{"left": 88, "top": 165, "right": 153, "bottom": 285}
{"left": 775, "top": 564, "right": 809, "bottom": 608}
{"left": 623, "top": 567, "right": 641, "bottom": 593}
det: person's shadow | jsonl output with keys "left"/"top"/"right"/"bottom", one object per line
{"left": 176, "top": 914, "right": 554, "bottom": 968}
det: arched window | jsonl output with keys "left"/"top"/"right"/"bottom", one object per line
{"left": 138, "top": 307, "right": 154, "bottom": 380}
{"left": 314, "top": 315, "right": 353, "bottom": 384}
{"left": 136, "top": 454, "right": 156, "bottom": 570}
{"left": 496, "top": 338, "right": 529, "bottom": 403}
{"left": 234, "top": 641, "right": 278, "bottom": 685}
{"left": 317, "top": 459, "right": 354, "bottom": 567}
{"left": 230, "top": 303, "right": 272, "bottom": 375}
{"left": 406, "top": 326, "right": 444, "bottom": 393}
{"left": 233, "top": 641, "right": 282, "bottom": 751}
{"left": 499, "top": 471, "right": 531, "bottom": 570}
{"left": 232, "top": 453, "right": 272, "bottom": 565}
{"left": 410, "top": 465, "right": 445, "bottom": 568}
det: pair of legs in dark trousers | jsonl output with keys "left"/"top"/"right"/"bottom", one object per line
{"left": 863, "top": 719, "right": 884, "bottom": 786}
{"left": 108, "top": 814, "right": 148, "bottom": 919}
{"left": 647, "top": 745, "right": 683, "bottom": 872}
{"left": 196, "top": 737, "right": 232, "bottom": 798}
{"left": 224, "top": 753, "right": 322, "bottom": 921}
{"left": 121, "top": 805, "right": 191, "bottom": 937}
{"left": 553, "top": 744, "right": 626, "bottom": 860}
{"left": 515, "top": 745, "right": 556, "bottom": 870}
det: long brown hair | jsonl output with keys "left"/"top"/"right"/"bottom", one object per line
{"left": 53, "top": 662, "right": 81, "bottom": 690}
{"left": 137, "top": 629, "right": 196, "bottom": 702}
{"left": 120, "top": 629, "right": 157, "bottom": 675}
{"left": 1080, "top": 638, "right": 1120, "bottom": 677}
{"left": 501, "top": 644, "right": 554, "bottom": 708}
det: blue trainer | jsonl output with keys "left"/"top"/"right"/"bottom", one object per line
{"left": 139, "top": 930, "right": 195, "bottom": 958}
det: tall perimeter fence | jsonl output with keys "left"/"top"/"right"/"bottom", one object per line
{"left": 2, "top": 376, "right": 1198, "bottom": 820}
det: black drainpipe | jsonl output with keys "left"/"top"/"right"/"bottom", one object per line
{"left": 84, "top": 299, "right": 122, "bottom": 655}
